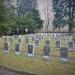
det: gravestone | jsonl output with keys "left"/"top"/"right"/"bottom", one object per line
{"left": 15, "top": 35, "right": 22, "bottom": 55}
{"left": 15, "top": 43, "right": 21, "bottom": 55}
{"left": 43, "top": 40, "right": 50, "bottom": 59}
{"left": 60, "top": 47, "right": 68, "bottom": 62}
{"left": 35, "top": 39, "right": 39, "bottom": 48}
{"left": 55, "top": 41, "right": 60, "bottom": 49}
{"left": 68, "top": 42, "right": 73, "bottom": 51}
{"left": 54, "top": 33, "right": 59, "bottom": 41}
{"left": 28, "top": 44, "right": 34, "bottom": 56}
{"left": 26, "top": 35, "right": 29, "bottom": 45}
{"left": 4, "top": 36, "right": 9, "bottom": 53}
{"left": 72, "top": 38, "right": 75, "bottom": 45}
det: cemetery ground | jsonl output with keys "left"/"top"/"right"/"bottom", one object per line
{"left": 0, "top": 34, "right": 75, "bottom": 75}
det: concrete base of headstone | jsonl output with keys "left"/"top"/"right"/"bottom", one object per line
{"left": 15, "top": 52, "right": 20, "bottom": 55}
{"left": 35, "top": 46, "right": 39, "bottom": 48}
{"left": 60, "top": 58, "right": 68, "bottom": 62}
{"left": 56, "top": 47, "right": 60, "bottom": 49}
{"left": 4, "top": 50, "right": 8, "bottom": 53}
{"left": 43, "top": 56, "right": 50, "bottom": 59}
{"left": 28, "top": 53, "right": 33, "bottom": 57}
{"left": 68, "top": 48, "right": 73, "bottom": 51}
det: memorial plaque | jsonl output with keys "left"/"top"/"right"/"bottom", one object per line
{"left": 45, "top": 40, "right": 50, "bottom": 47}
{"left": 28, "top": 45, "right": 34, "bottom": 56}
{"left": 68, "top": 42, "right": 73, "bottom": 51}
{"left": 15, "top": 43, "right": 20, "bottom": 55}
{"left": 35, "top": 39, "right": 39, "bottom": 48}
{"left": 72, "top": 38, "right": 75, "bottom": 45}
{"left": 43, "top": 40, "right": 50, "bottom": 59}
{"left": 55, "top": 41, "right": 60, "bottom": 49}
{"left": 4, "top": 36, "right": 9, "bottom": 53}
{"left": 4, "top": 43, "right": 8, "bottom": 53}
{"left": 60, "top": 47, "right": 68, "bottom": 62}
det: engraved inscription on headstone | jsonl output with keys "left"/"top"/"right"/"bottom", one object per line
{"left": 35, "top": 39, "right": 39, "bottom": 48}
{"left": 4, "top": 43, "right": 8, "bottom": 53}
{"left": 43, "top": 40, "right": 50, "bottom": 59}
{"left": 60, "top": 47, "right": 68, "bottom": 62}
{"left": 55, "top": 41, "right": 60, "bottom": 49}
{"left": 4, "top": 36, "right": 9, "bottom": 53}
{"left": 68, "top": 42, "right": 73, "bottom": 51}
{"left": 15, "top": 43, "right": 21, "bottom": 55}
{"left": 28, "top": 44, "right": 34, "bottom": 56}
{"left": 72, "top": 38, "right": 75, "bottom": 45}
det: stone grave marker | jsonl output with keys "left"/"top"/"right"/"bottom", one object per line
{"left": 55, "top": 41, "right": 60, "bottom": 49}
{"left": 68, "top": 42, "right": 73, "bottom": 51}
{"left": 35, "top": 38, "right": 39, "bottom": 48}
{"left": 60, "top": 47, "right": 68, "bottom": 62}
{"left": 72, "top": 38, "right": 75, "bottom": 45}
{"left": 15, "top": 43, "right": 21, "bottom": 55}
{"left": 43, "top": 40, "right": 50, "bottom": 59}
{"left": 4, "top": 36, "right": 9, "bottom": 53}
{"left": 28, "top": 44, "right": 34, "bottom": 56}
{"left": 15, "top": 35, "right": 22, "bottom": 55}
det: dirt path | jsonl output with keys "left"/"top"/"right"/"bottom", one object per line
{"left": 0, "top": 69, "right": 26, "bottom": 75}
{"left": 0, "top": 67, "right": 36, "bottom": 75}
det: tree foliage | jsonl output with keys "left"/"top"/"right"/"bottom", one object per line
{"left": 53, "top": 0, "right": 75, "bottom": 32}
{"left": 53, "top": 0, "right": 69, "bottom": 28}
{"left": 0, "top": 0, "right": 43, "bottom": 35}
{"left": 15, "top": 9, "right": 43, "bottom": 34}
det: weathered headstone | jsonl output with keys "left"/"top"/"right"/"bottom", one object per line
{"left": 35, "top": 39, "right": 39, "bottom": 48}
{"left": 43, "top": 40, "right": 50, "bottom": 59}
{"left": 60, "top": 47, "right": 68, "bottom": 62}
{"left": 28, "top": 44, "right": 34, "bottom": 56}
{"left": 15, "top": 43, "right": 21, "bottom": 55}
{"left": 68, "top": 42, "right": 73, "bottom": 51}
{"left": 72, "top": 38, "right": 75, "bottom": 45}
{"left": 4, "top": 36, "right": 9, "bottom": 53}
{"left": 26, "top": 34, "right": 29, "bottom": 45}
{"left": 55, "top": 41, "right": 60, "bottom": 49}
{"left": 15, "top": 35, "right": 22, "bottom": 55}
{"left": 54, "top": 33, "right": 59, "bottom": 41}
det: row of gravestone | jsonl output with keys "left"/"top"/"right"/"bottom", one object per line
{"left": 3, "top": 34, "right": 75, "bottom": 51}
{"left": 55, "top": 40, "right": 75, "bottom": 51}
{"left": 26, "top": 34, "right": 75, "bottom": 51}
{"left": 4, "top": 40, "right": 70, "bottom": 62}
